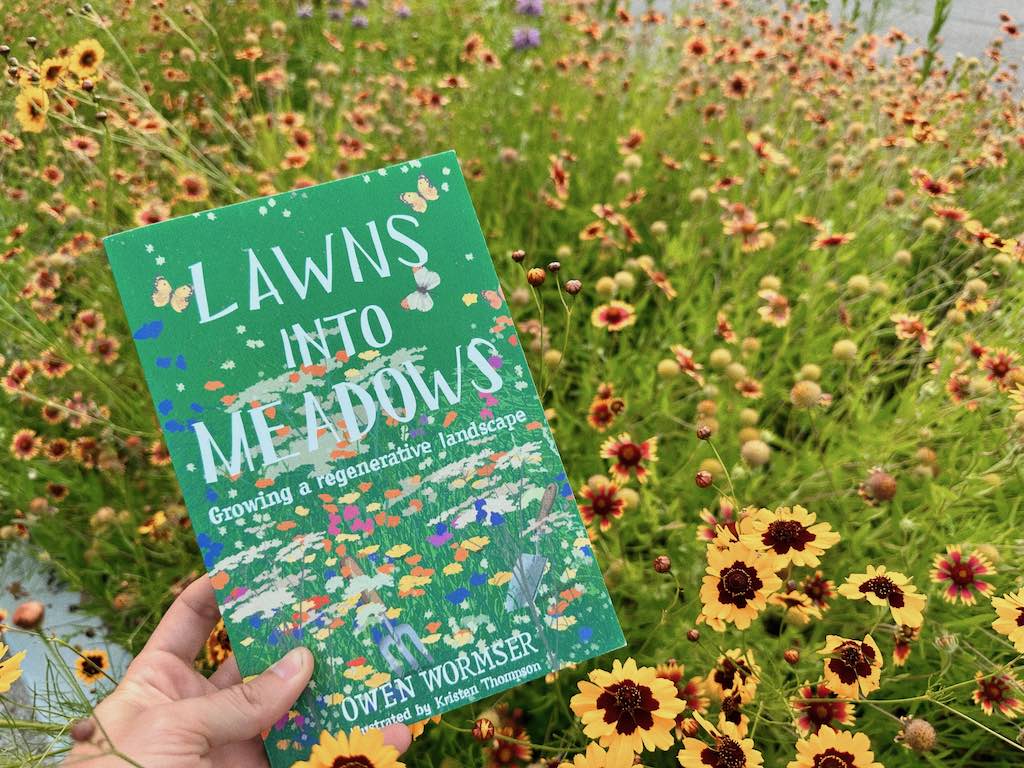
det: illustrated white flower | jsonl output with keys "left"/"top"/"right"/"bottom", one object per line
{"left": 402, "top": 267, "right": 441, "bottom": 312}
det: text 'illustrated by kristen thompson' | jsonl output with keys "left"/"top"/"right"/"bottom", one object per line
{"left": 104, "top": 150, "right": 624, "bottom": 767}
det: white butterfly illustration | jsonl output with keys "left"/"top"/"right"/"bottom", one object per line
{"left": 401, "top": 268, "right": 441, "bottom": 312}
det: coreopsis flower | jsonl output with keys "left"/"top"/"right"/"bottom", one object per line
{"left": 715, "top": 311, "right": 736, "bottom": 343}
{"left": 570, "top": 657, "right": 685, "bottom": 761}
{"left": 768, "top": 590, "right": 822, "bottom": 625}
{"left": 741, "top": 505, "right": 839, "bottom": 567}
{"left": 587, "top": 386, "right": 625, "bottom": 433}
{"left": 818, "top": 635, "right": 883, "bottom": 700}
{"left": 911, "top": 168, "right": 954, "bottom": 197}
{"left": 68, "top": 38, "right": 105, "bottom": 79}
{"left": 557, "top": 743, "right": 614, "bottom": 768}
{"left": 488, "top": 725, "right": 532, "bottom": 766}
{"left": 892, "top": 625, "right": 919, "bottom": 667}
{"left": 591, "top": 301, "right": 637, "bottom": 332}
{"left": 0, "top": 643, "right": 26, "bottom": 694}
{"left": 704, "top": 650, "right": 760, "bottom": 703}
{"left": 291, "top": 728, "right": 405, "bottom": 768}
{"left": 972, "top": 672, "right": 1024, "bottom": 718}
{"left": 756, "top": 289, "right": 791, "bottom": 327}
{"left": 838, "top": 565, "right": 926, "bottom": 628}
{"left": 14, "top": 87, "right": 48, "bottom": 133}
{"left": 74, "top": 649, "right": 110, "bottom": 685}
{"left": 600, "top": 433, "right": 658, "bottom": 484}
{"left": 790, "top": 684, "right": 856, "bottom": 735}
{"left": 979, "top": 348, "right": 1019, "bottom": 389}
{"left": 678, "top": 715, "right": 762, "bottom": 768}
{"left": 810, "top": 231, "right": 855, "bottom": 250}
{"left": 700, "top": 543, "right": 782, "bottom": 630}
{"left": 38, "top": 57, "right": 67, "bottom": 90}
{"left": 670, "top": 345, "right": 704, "bottom": 385}
{"left": 578, "top": 480, "right": 626, "bottom": 532}
{"left": 891, "top": 313, "right": 932, "bottom": 350}
{"left": 10, "top": 429, "right": 40, "bottom": 461}
{"left": 930, "top": 545, "right": 995, "bottom": 605}
{"left": 722, "top": 71, "right": 754, "bottom": 99}
{"left": 991, "top": 589, "right": 1024, "bottom": 652}
{"left": 787, "top": 726, "right": 882, "bottom": 768}
{"left": 204, "top": 618, "right": 232, "bottom": 666}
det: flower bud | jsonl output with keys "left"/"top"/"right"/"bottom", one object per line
{"left": 511, "top": 249, "right": 526, "bottom": 263}
{"left": 687, "top": 629, "right": 700, "bottom": 642}
{"left": 783, "top": 648, "right": 800, "bottom": 665}
{"left": 564, "top": 279, "right": 582, "bottom": 295}
{"left": 526, "top": 267, "right": 546, "bottom": 286}
{"left": 696, "top": 425, "right": 712, "bottom": 440}
{"left": 695, "top": 470, "right": 713, "bottom": 488}
{"left": 473, "top": 717, "right": 495, "bottom": 741}
{"left": 653, "top": 555, "right": 672, "bottom": 573}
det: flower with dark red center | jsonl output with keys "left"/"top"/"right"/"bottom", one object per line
{"left": 839, "top": 565, "right": 925, "bottom": 628}
{"left": 931, "top": 545, "right": 995, "bottom": 605}
{"left": 818, "top": 635, "right": 883, "bottom": 700}
{"left": 742, "top": 505, "right": 839, "bottom": 567}
{"left": 697, "top": 497, "right": 738, "bottom": 543}
{"left": 971, "top": 671, "right": 1024, "bottom": 717}
{"left": 788, "top": 726, "right": 883, "bottom": 768}
{"left": 9, "top": 428, "right": 39, "bottom": 461}
{"left": 704, "top": 649, "right": 761, "bottom": 704}
{"left": 790, "top": 683, "right": 856, "bottom": 734}
{"left": 700, "top": 543, "right": 781, "bottom": 630}
{"left": 578, "top": 481, "right": 626, "bottom": 532}
{"left": 486, "top": 725, "right": 532, "bottom": 767}
{"left": 600, "top": 432, "right": 658, "bottom": 484}
{"left": 892, "top": 625, "right": 920, "bottom": 667}
{"left": 74, "top": 650, "right": 109, "bottom": 685}
{"left": 678, "top": 717, "right": 763, "bottom": 768}
{"left": 991, "top": 589, "right": 1024, "bottom": 653}
{"left": 290, "top": 726, "right": 405, "bottom": 768}
{"left": 980, "top": 347, "right": 1019, "bottom": 389}
{"left": 810, "top": 231, "right": 856, "bottom": 250}
{"left": 571, "top": 657, "right": 684, "bottom": 756}
{"left": 656, "top": 660, "right": 709, "bottom": 735}
{"left": 591, "top": 300, "right": 637, "bottom": 332}
{"left": 801, "top": 571, "right": 834, "bottom": 611}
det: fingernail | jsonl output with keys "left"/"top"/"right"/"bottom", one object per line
{"left": 271, "top": 647, "right": 308, "bottom": 680}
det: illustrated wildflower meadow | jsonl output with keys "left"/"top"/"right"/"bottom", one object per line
{"left": 1, "top": 1, "right": 1024, "bottom": 767}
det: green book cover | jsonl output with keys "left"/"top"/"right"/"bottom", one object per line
{"left": 103, "top": 149, "right": 625, "bottom": 766}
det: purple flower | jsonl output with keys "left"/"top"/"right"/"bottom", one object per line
{"left": 512, "top": 26, "right": 541, "bottom": 50}
{"left": 516, "top": 0, "right": 543, "bottom": 16}
{"left": 352, "top": 0, "right": 368, "bottom": 7}
{"left": 395, "top": 3, "right": 411, "bottom": 18}
{"left": 296, "top": 3, "right": 313, "bottom": 19}
{"left": 328, "top": 8, "right": 344, "bottom": 21}
{"left": 352, "top": 13, "right": 369, "bottom": 28}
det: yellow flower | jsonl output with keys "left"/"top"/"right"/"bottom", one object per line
{"left": 14, "top": 87, "right": 48, "bottom": 134}
{"left": 291, "top": 727, "right": 405, "bottom": 768}
{"left": 558, "top": 742, "right": 620, "bottom": 768}
{"left": 992, "top": 589, "right": 1024, "bottom": 652}
{"left": 699, "top": 542, "right": 782, "bottom": 630}
{"left": 741, "top": 505, "right": 839, "bottom": 567}
{"left": 0, "top": 643, "right": 26, "bottom": 694}
{"left": 570, "top": 657, "right": 685, "bottom": 763}
{"left": 69, "top": 38, "right": 105, "bottom": 78}
{"left": 678, "top": 715, "right": 762, "bottom": 768}
{"left": 818, "top": 635, "right": 883, "bottom": 700}
{"left": 787, "top": 726, "right": 883, "bottom": 768}
{"left": 38, "top": 57, "right": 68, "bottom": 90}
{"left": 75, "top": 649, "right": 110, "bottom": 685}
{"left": 703, "top": 649, "right": 760, "bottom": 704}
{"left": 838, "top": 565, "right": 925, "bottom": 628}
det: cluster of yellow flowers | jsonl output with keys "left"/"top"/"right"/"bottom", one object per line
{"left": 13, "top": 38, "right": 105, "bottom": 133}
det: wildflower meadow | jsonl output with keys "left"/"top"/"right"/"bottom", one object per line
{"left": 1, "top": 1, "right": 1024, "bottom": 766}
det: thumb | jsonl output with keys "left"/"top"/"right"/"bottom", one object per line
{"left": 182, "top": 646, "right": 314, "bottom": 748}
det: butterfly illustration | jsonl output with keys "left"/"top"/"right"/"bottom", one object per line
{"left": 151, "top": 276, "right": 193, "bottom": 313}
{"left": 399, "top": 174, "right": 439, "bottom": 213}
{"left": 401, "top": 267, "right": 441, "bottom": 312}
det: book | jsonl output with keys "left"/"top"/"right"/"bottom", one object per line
{"left": 103, "top": 150, "right": 625, "bottom": 766}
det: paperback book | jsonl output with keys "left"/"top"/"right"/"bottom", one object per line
{"left": 103, "top": 150, "right": 625, "bottom": 766}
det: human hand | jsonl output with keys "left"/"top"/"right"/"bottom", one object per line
{"left": 64, "top": 575, "right": 412, "bottom": 767}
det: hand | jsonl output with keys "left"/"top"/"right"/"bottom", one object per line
{"left": 65, "top": 575, "right": 412, "bottom": 767}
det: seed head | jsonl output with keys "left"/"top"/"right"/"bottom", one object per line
{"left": 867, "top": 468, "right": 897, "bottom": 501}
{"left": 790, "top": 379, "right": 822, "bottom": 408}
{"left": 898, "top": 718, "right": 936, "bottom": 753}
{"left": 70, "top": 719, "right": 95, "bottom": 742}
